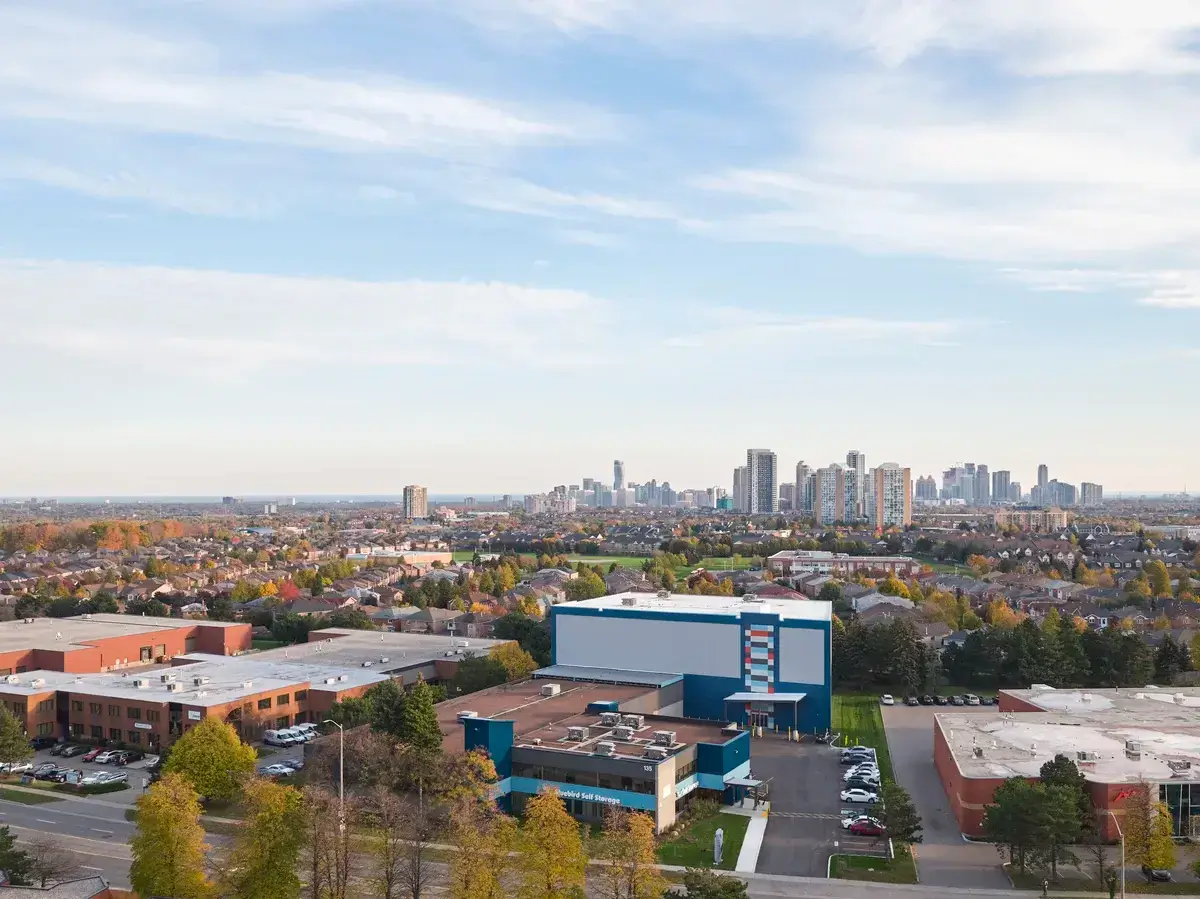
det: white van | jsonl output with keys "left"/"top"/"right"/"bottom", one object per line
{"left": 279, "top": 727, "right": 309, "bottom": 743}
{"left": 293, "top": 723, "right": 319, "bottom": 740}
{"left": 263, "top": 729, "right": 297, "bottom": 747}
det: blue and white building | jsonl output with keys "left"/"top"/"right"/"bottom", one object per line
{"left": 550, "top": 592, "right": 832, "bottom": 734}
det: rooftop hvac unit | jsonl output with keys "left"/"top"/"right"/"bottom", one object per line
{"left": 243, "top": 681, "right": 254, "bottom": 689}
{"left": 4, "top": 676, "right": 17, "bottom": 685}
{"left": 29, "top": 678, "right": 45, "bottom": 688}
{"left": 653, "top": 730, "right": 677, "bottom": 746}
{"left": 566, "top": 726, "right": 588, "bottom": 741}
{"left": 160, "top": 673, "right": 177, "bottom": 683}
{"left": 133, "top": 678, "right": 149, "bottom": 688}
{"left": 541, "top": 683, "right": 561, "bottom": 698}
{"left": 656, "top": 590, "right": 670, "bottom": 598}
{"left": 644, "top": 746, "right": 669, "bottom": 761}
{"left": 620, "top": 715, "right": 644, "bottom": 729}
{"left": 362, "top": 661, "right": 373, "bottom": 667}
{"left": 1169, "top": 760, "right": 1192, "bottom": 775}
{"left": 1125, "top": 740, "right": 1142, "bottom": 753}
{"left": 599, "top": 712, "right": 621, "bottom": 726}
{"left": 595, "top": 741, "right": 616, "bottom": 757}
{"left": 622, "top": 596, "right": 638, "bottom": 606}
{"left": 1077, "top": 751, "right": 1099, "bottom": 762}
{"left": 612, "top": 726, "right": 635, "bottom": 741}
{"left": 338, "top": 675, "right": 348, "bottom": 682}
{"left": 324, "top": 677, "right": 337, "bottom": 685}
{"left": 742, "top": 595, "right": 764, "bottom": 603}
{"left": 457, "top": 711, "right": 479, "bottom": 720}
{"left": 380, "top": 657, "right": 390, "bottom": 664}
{"left": 193, "top": 676, "right": 210, "bottom": 686}
{"left": 1177, "top": 693, "right": 1188, "bottom": 705}
{"left": 532, "top": 738, "right": 542, "bottom": 746}
{"left": 973, "top": 747, "right": 984, "bottom": 758}
{"left": 166, "top": 682, "right": 183, "bottom": 693}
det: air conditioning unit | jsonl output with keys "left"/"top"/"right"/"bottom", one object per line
{"left": 973, "top": 747, "right": 984, "bottom": 758}
{"left": 166, "top": 682, "right": 183, "bottom": 693}
{"left": 4, "top": 676, "right": 17, "bottom": 685}
{"left": 612, "top": 726, "right": 635, "bottom": 741}
{"left": 160, "top": 673, "right": 177, "bottom": 683}
{"left": 242, "top": 681, "right": 254, "bottom": 690}
{"left": 644, "top": 746, "right": 669, "bottom": 761}
{"left": 599, "top": 712, "right": 621, "bottom": 726}
{"left": 380, "top": 657, "right": 390, "bottom": 664}
{"left": 325, "top": 677, "right": 337, "bottom": 685}
{"left": 133, "top": 678, "right": 149, "bottom": 688}
{"left": 541, "top": 684, "right": 561, "bottom": 698}
{"left": 457, "top": 711, "right": 479, "bottom": 720}
{"left": 1077, "top": 751, "right": 1098, "bottom": 762}
{"left": 193, "top": 676, "right": 210, "bottom": 686}
{"left": 29, "top": 678, "right": 45, "bottom": 688}
{"left": 566, "top": 726, "right": 588, "bottom": 741}
{"left": 620, "top": 715, "right": 644, "bottom": 729}
{"left": 742, "top": 595, "right": 764, "bottom": 603}
{"left": 1125, "top": 740, "right": 1142, "bottom": 753}
{"left": 361, "top": 661, "right": 373, "bottom": 667}
{"left": 1168, "top": 760, "right": 1192, "bottom": 775}
{"left": 656, "top": 590, "right": 670, "bottom": 599}
{"left": 653, "top": 730, "right": 677, "bottom": 746}
{"left": 622, "top": 596, "right": 639, "bottom": 606}
{"left": 595, "top": 741, "right": 616, "bottom": 757}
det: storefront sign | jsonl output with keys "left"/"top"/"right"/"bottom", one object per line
{"left": 134, "top": 722, "right": 152, "bottom": 730}
{"left": 187, "top": 710, "right": 202, "bottom": 721}
{"left": 558, "top": 788, "right": 621, "bottom": 806}
{"left": 675, "top": 778, "right": 699, "bottom": 800}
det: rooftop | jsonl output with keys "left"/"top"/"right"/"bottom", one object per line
{"left": 236, "top": 628, "right": 511, "bottom": 674}
{"left": 557, "top": 592, "right": 831, "bottom": 622}
{"left": 0, "top": 613, "right": 238, "bottom": 655}
{"left": 1005, "top": 685, "right": 1200, "bottom": 715}
{"left": 516, "top": 709, "right": 734, "bottom": 760}
{"left": 533, "top": 665, "right": 683, "bottom": 688}
{"left": 0, "top": 669, "right": 96, "bottom": 696}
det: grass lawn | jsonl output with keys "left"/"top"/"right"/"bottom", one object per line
{"left": 566, "top": 556, "right": 650, "bottom": 569}
{"left": 251, "top": 638, "right": 284, "bottom": 651}
{"left": 452, "top": 551, "right": 478, "bottom": 562}
{"left": 255, "top": 746, "right": 277, "bottom": 758}
{"left": 657, "top": 812, "right": 749, "bottom": 870}
{"left": 830, "top": 845, "right": 918, "bottom": 884}
{"left": 831, "top": 694, "right": 894, "bottom": 782}
{"left": 914, "top": 557, "right": 973, "bottom": 576}
{"left": 0, "top": 786, "right": 62, "bottom": 805}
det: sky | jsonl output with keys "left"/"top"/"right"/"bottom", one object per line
{"left": 2, "top": 1, "right": 1199, "bottom": 497}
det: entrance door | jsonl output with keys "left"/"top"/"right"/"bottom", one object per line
{"left": 748, "top": 708, "right": 771, "bottom": 729}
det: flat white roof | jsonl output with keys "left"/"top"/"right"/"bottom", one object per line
{"left": 557, "top": 592, "right": 831, "bottom": 623}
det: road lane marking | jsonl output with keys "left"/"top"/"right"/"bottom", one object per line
{"left": 35, "top": 819, "right": 57, "bottom": 825}
{"left": 80, "top": 866, "right": 103, "bottom": 872}
{"left": 90, "top": 828, "right": 114, "bottom": 836}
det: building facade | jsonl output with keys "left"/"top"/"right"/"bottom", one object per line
{"left": 991, "top": 470, "right": 1011, "bottom": 505}
{"left": 992, "top": 507, "right": 1071, "bottom": 531}
{"left": 403, "top": 485, "right": 429, "bottom": 519}
{"left": 1081, "top": 482, "right": 1104, "bottom": 506}
{"left": 614, "top": 460, "right": 625, "bottom": 491}
{"left": 813, "top": 465, "right": 845, "bottom": 525}
{"left": 845, "top": 451, "right": 866, "bottom": 519}
{"left": 870, "top": 463, "right": 912, "bottom": 529}
{"left": 766, "top": 550, "right": 921, "bottom": 577}
{"left": 746, "top": 449, "right": 778, "bottom": 514}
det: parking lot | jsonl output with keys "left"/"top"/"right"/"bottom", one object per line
{"left": 881, "top": 703, "right": 1010, "bottom": 889}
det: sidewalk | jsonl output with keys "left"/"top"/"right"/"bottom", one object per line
{"left": 736, "top": 811, "right": 769, "bottom": 873}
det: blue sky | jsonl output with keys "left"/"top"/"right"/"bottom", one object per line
{"left": 2, "top": 1, "right": 1199, "bottom": 496}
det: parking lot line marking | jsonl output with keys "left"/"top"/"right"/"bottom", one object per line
{"left": 80, "top": 866, "right": 103, "bottom": 872}
{"left": 35, "top": 819, "right": 57, "bottom": 825}
{"left": 90, "top": 829, "right": 114, "bottom": 836}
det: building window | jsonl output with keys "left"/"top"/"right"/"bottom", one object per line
{"left": 108, "top": 705, "right": 121, "bottom": 717}
{"left": 154, "top": 644, "right": 166, "bottom": 658}
{"left": 140, "top": 646, "right": 152, "bottom": 662}
{"left": 11, "top": 703, "right": 25, "bottom": 716}
{"left": 36, "top": 699, "right": 54, "bottom": 713}
{"left": 146, "top": 710, "right": 161, "bottom": 723}
{"left": 257, "top": 698, "right": 272, "bottom": 711}
{"left": 276, "top": 694, "right": 290, "bottom": 706}
{"left": 127, "top": 707, "right": 142, "bottom": 720}
{"left": 127, "top": 731, "right": 142, "bottom": 745}
{"left": 71, "top": 700, "right": 84, "bottom": 713}
{"left": 109, "top": 727, "right": 122, "bottom": 740}
{"left": 36, "top": 722, "right": 53, "bottom": 736}
{"left": 90, "top": 726, "right": 103, "bottom": 739}
{"left": 0, "top": 669, "right": 11, "bottom": 677}
{"left": 675, "top": 760, "right": 697, "bottom": 781}
{"left": 294, "top": 690, "right": 307, "bottom": 701}
{"left": 69, "top": 723, "right": 83, "bottom": 737}
{"left": 276, "top": 716, "right": 289, "bottom": 729}
{"left": 90, "top": 703, "right": 102, "bottom": 715}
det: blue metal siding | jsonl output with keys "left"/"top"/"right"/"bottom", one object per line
{"left": 696, "top": 730, "right": 749, "bottom": 777}
{"left": 463, "top": 718, "right": 515, "bottom": 778}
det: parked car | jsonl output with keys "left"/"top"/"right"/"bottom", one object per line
{"left": 845, "top": 779, "right": 880, "bottom": 793}
{"left": 0, "top": 761, "right": 33, "bottom": 775}
{"left": 279, "top": 758, "right": 305, "bottom": 771}
{"left": 842, "top": 814, "right": 883, "bottom": 831}
{"left": 980, "top": 696, "right": 997, "bottom": 706}
{"left": 293, "top": 723, "right": 319, "bottom": 740}
{"left": 965, "top": 694, "right": 981, "bottom": 706}
{"left": 262, "top": 729, "right": 299, "bottom": 748}
{"left": 1142, "top": 865, "right": 1172, "bottom": 883}
{"left": 115, "top": 750, "right": 145, "bottom": 766}
{"left": 933, "top": 695, "right": 949, "bottom": 706}
{"left": 33, "top": 762, "right": 59, "bottom": 776}
{"left": 49, "top": 743, "right": 72, "bottom": 757}
{"left": 82, "top": 748, "right": 103, "bottom": 762}
{"left": 60, "top": 745, "right": 87, "bottom": 758}
{"left": 840, "top": 788, "right": 879, "bottom": 804}
{"left": 905, "top": 696, "right": 920, "bottom": 707}
{"left": 950, "top": 695, "right": 966, "bottom": 706}
{"left": 849, "top": 820, "right": 885, "bottom": 837}
{"left": 919, "top": 695, "right": 934, "bottom": 706}
{"left": 29, "top": 736, "right": 57, "bottom": 751}
{"left": 844, "top": 766, "right": 880, "bottom": 782}
{"left": 259, "top": 764, "right": 295, "bottom": 778}
{"left": 93, "top": 750, "right": 118, "bottom": 764}
{"left": 879, "top": 694, "right": 895, "bottom": 706}
{"left": 35, "top": 766, "right": 68, "bottom": 781}
{"left": 279, "top": 728, "right": 311, "bottom": 744}
{"left": 80, "top": 771, "right": 107, "bottom": 786}
{"left": 102, "top": 771, "right": 129, "bottom": 784}
{"left": 45, "top": 768, "right": 77, "bottom": 783}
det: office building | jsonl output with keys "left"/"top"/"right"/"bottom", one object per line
{"left": 974, "top": 465, "right": 990, "bottom": 506}
{"left": 614, "top": 460, "right": 626, "bottom": 491}
{"left": 746, "top": 449, "right": 778, "bottom": 514}
{"left": 403, "top": 485, "right": 429, "bottom": 519}
{"left": 1038, "top": 464, "right": 1049, "bottom": 489}
{"left": 732, "top": 466, "right": 748, "bottom": 513}
{"left": 794, "top": 462, "right": 812, "bottom": 515}
{"left": 845, "top": 450, "right": 866, "bottom": 518}
{"left": 767, "top": 551, "right": 920, "bottom": 578}
{"left": 991, "top": 471, "right": 1011, "bottom": 505}
{"left": 914, "top": 475, "right": 938, "bottom": 502}
{"left": 778, "top": 482, "right": 796, "bottom": 512}
{"left": 1081, "top": 482, "right": 1104, "bottom": 506}
{"left": 551, "top": 592, "right": 832, "bottom": 734}
{"left": 993, "top": 507, "right": 1071, "bottom": 530}
{"left": 870, "top": 463, "right": 912, "bottom": 529}
{"left": 813, "top": 465, "right": 845, "bottom": 525}
{"left": 1009, "top": 482, "right": 1022, "bottom": 502}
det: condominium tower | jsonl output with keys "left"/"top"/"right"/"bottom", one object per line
{"left": 746, "top": 449, "right": 779, "bottom": 514}
{"left": 871, "top": 464, "right": 912, "bottom": 529}
{"left": 403, "top": 485, "right": 429, "bottom": 519}
{"left": 813, "top": 465, "right": 846, "bottom": 525}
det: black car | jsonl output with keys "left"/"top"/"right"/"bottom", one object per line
{"left": 29, "top": 736, "right": 57, "bottom": 751}
{"left": 980, "top": 696, "right": 997, "bottom": 706}
{"left": 845, "top": 778, "right": 881, "bottom": 792}
{"left": 1142, "top": 864, "right": 1172, "bottom": 883}
{"left": 60, "top": 744, "right": 87, "bottom": 758}
{"left": 48, "top": 742, "right": 71, "bottom": 756}
{"left": 933, "top": 695, "right": 949, "bottom": 706}
{"left": 116, "top": 750, "right": 145, "bottom": 766}
{"left": 34, "top": 766, "right": 67, "bottom": 781}
{"left": 919, "top": 695, "right": 934, "bottom": 705}
{"left": 905, "top": 696, "right": 920, "bottom": 706}
{"left": 45, "top": 768, "right": 75, "bottom": 783}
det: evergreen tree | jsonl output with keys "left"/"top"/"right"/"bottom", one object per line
{"left": 398, "top": 677, "right": 443, "bottom": 755}
{"left": 881, "top": 781, "right": 923, "bottom": 844}
{"left": 1039, "top": 754, "right": 1090, "bottom": 837}
{"left": 0, "top": 825, "right": 33, "bottom": 886}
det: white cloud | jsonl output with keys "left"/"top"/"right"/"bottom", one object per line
{"left": 666, "top": 309, "right": 960, "bottom": 350}
{"left": 1003, "top": 268, "right": 1200, "bottom": 308}
{"left": 0, "top": 259, "right": 610, "bottom": 376}
{"left": 556, "top": 228, "right": 626, "bottom": 249}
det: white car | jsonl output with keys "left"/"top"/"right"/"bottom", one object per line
{"left": 259, "top": 764, "right": 294, "bottom": 778}
{"left": 880, "top": 694, "right": 895, "bottom": 706}
{"left": 842, "top": 815, "right": 883, "bottom": 830}
{"left": 840, "top": 788, "right": 879, "bottom": 804}
{"left": 0, "top": 762, "right": 33, "bottom": 775}
{"left": 844, "top": 767, "right": 881, "bottom": 782}
{"left": 93, "top": 751, "right": 117, "bottom": 764}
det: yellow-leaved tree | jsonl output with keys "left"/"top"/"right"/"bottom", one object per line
{"left": 519, "top": 789, "right": 587, "bottom": 899}
{"left": 448, "top": 801, "right": 519, "bottom": 899}
{"left": 224, "top": 776, "right": 305, "bottom": 899}
{"left": 491, "top": 642, "right": 538, "bottom": 681}
{"left": 163, "top": 716, "right": 257, "bottom": 802}
{"left": 593, "top": 809, "right": 667, "bottom": 899}
{"left": 1122, "top": 784, "right": 1178, "bottom": 870}
{"left": 130, "top": 773, "right": 212, "bottom": 899}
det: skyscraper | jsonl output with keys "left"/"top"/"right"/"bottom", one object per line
{"left": 732, "top": 465, "right": 749, "bottom": 512}
{"left": 746, "top": 449, "right": 778, "bottom": 514}
{"left": 915, "top": 476, "right": 938, "bottom": 501}
{"left": 813, "top": 464, "right": 846, "bottom": 525}
{"left": 992, "top": 471, "right": 1011, "bottom": 505}
{"left": 613, "top": 460, "right": 625, "bottom": 491}
{"left": 403, "top": 485, "right": 428, "bottom": 519}
{"left": 845, "top": 450, "right": 866, "bottom": 518}
{"left": 1038, "top": 464, "right": 1049, "bottom": 489}
{"left": 975, "top": 465, "right": 990, "bottom": 506}
{"left": 871, "top": 464, "right": 912, "bottom": 529}
{"left": 1081, "top": 482, "right": 1104, "bottom": 506}
{"left": 795, "top": 461, "right": 813, "bottom": 515}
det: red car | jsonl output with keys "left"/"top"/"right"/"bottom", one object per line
{"left": 849, "top": 820, "right": 885, "bottom": 837}
{"left": 82, "top": 748, "right": 102, "bottom": 762}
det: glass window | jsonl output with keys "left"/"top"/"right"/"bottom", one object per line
{"left": 89, "top": 703, "right": 102, "bottom": 715}
{"left": 108, "top": 705, "right": 121, "bottom": 717}
{"left": 277, "top": 694, "right": 290, "bottom": 706}
{"left": 146, "top": 710, "right": 161, "bottom": 723}
{"left": 127, "top": 707, "right": 141, "bottom": 720}
{"left": 257, "top": 698, "right": 272, "bottom": 710}
{"left": 128, "top": 731, "right": 142, "bottom": 745}
{"left": 140, "top": 646, "right": 152, "bottom": 662}
{"left": 71, "top": 700, "right": 84, "bottom": 713}
{"left": 109, "top": 727, "right": 122, "bottom": 740}
{"left": 295, "top": 690, "right": 307, "bottom": 701}
{"left": 36, "top": 722, "right": 53, "bottom": 736}
{"left": 154, "top": 645, "right": 166, "bottom": 657}
{"left": 11, "top": 703, "right": 25, "bottom": 715}
{"left": 90, "top": 725, "right": 103, "bottom": 739}
{"left": 69, "top": 723, "right": 82, "bottom": 737}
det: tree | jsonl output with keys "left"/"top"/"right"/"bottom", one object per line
{"left": 25, "top": 835, "right": 79, "bottom": 888}
{"left": 130, "top": 773, "right": 212, "bottom": 899}
{"left": 302, "top": 787, "right": 354, "bottom": 899}
{"left": 1145, "top": 560, "right": 1172, "bottom": 598}
{"left": 1039, "top": 754, "right": 1090, "bottom": 838}
{"left": 453, "top": 653, "right": 508, "bottom": 696}
{"left": 983, "top": 778, "right": 1042, "bottom": 873}
{"left": 448, "top": 799, "right": 519, "bottom": 899}
{"left": 0, "top": 706, "right": 33, "bottom": 766}
{"left": 0, "top": 825, "right": 33, "bottom": 886}
{"left": 163, "top": 716, "right": 257, "bottom": 802}
{"left": 519, "top": 789, "right": 587, "bottom": 899}
{"left": 326, "top": 607, "right": 375, "bottom": 630}
{"left": 492, "top": 614, "right": 551, "bottom": 667}
{"left": 667, "top": 869, "right": 747, "bottom": 899}
{"left": 372, "top": 788, "right": 439, "bottom": 899}
{"left": 881, "top": 781, "right": 923, "bottom": 844}
{"left": 398, "top": 677, "right": 443, "bottom": 754}
{"left": 1122, "top": 784, "right": 1177, "bottom": 869}
{"left": 225, "top": 777, "right": 305, "bottom": 899}
{"left": 491, "top": 642, "right": 537, "bottom": 681}
{"left": 593, "top": 809, "right": 666, "bottom": 899}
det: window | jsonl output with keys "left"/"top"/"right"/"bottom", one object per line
{"left": 71, "top": 700, "right": 84, "bottom": 713}
{"left": 257, "top": 698, "right": 272, "bottom": 711}
{"left": 154, "top": 644, "right": 166, "bottom": 658}
{"left": 127, "top": 731, "right": 142, "bottom": 745}
{"left": 146, "top": 710, "right": 161, "bottom": 723}
{"left": 108, "top": 705, "right": 121, "bottom": 717}
{"left": 109, "top": 727, "right": 122, "bottom": 740}
{"left": 36, "top": 699, "right": 54, "bottom": 713}
{"left": 295, "top": 690, "right": 308, "bottom": 701}
{"left": 11, "top": 703, "right": 25, "bottom": 715}
{"left": 139, "top": 646, "right": 152, "bottom": 662}
{"left": 69, "top": 723, "right": 82, "bottom": 737}
{"left": 16, "top": 666, "right": 26, "bottom": 674}
{"left": 276, "top": 694, "right": 290, "bottom": 706}
{"left": 90, "top": 725, "right": 103, "bottom": 739}
{"left": 127, "top": 707, "right": 142, "bottom": 720}
{"left": 276, "top": 716, "right": 289, "bottom": 729}
{"left": 89, "top": 703, "right": 102, "bottom": 715}
{"left": 675, "top": 760, "right": 697, "bottom": 782}
{"left": 36, "top": 722, "right": 53, "bottom": 736}
{"left": 0, "top": 668, "right": 11, "bottom": 677}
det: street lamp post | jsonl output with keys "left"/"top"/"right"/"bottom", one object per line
{"left": 1106, "top": 809, "right": 1125, "bottom": 899}
{"left": 321, "top": 720, "right": 345, "bottom": 830}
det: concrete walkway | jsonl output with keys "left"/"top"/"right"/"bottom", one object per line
{"left": 736, "top": 810, "right": 770, "bottom": 873}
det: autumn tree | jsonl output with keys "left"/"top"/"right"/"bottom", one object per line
{"left": 0, "top": 706, "right": 32, "bottom": 766}
{"left": 130, "top": 773, "right": 212, "bottom": 899}
{"left": 491, "top": 642, "right": 538, "bottom": 681}
{"left": 302, "top": 787, "right": 355, "bottom": 899}
{"left": 225, "top": 777, "right": 305, "bottom": 899}
{"left": 593, "top": 809, "right": 666, "bottom": 899}
{"left": 519, "top": 789, "right": 587, "bottom": 899}
{"left": 1122, "top": 783, "right": 1177, "bottom": 869}
{"left": 1145, "top": 560, "right": 1172, "bottom": 598}
{"left": 448, "top": 801, "right": 519, "bottom": 899}
{"left": 369, "top": 787, "right": 440, "bottom": 899}
{"left": 163, "top": 716, "right": 257, "bottom": 802}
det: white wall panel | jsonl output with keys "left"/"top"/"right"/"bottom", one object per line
{"left": 778, "top": 626, "right": 827, "bottom": 685}
{"left": 555, "top": 614, "right": 741, "bottom": 678}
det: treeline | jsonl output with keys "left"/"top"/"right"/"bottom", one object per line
{"left": 0, "top": 520, "right": 198, "bottom": 553}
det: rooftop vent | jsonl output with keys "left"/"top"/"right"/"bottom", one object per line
{"left": 166, "top": 682, "right": 183, "bottom": 693}
{"left": 325, "top": 677, "right": 337, "bottom": 685}
{"left": 338, "top": 674, "right": 347, "bottom": 682}
{"left": 612, "top": 726, "right": 635, "bottom": 741}
{"left": 619, "top": 714, "right": 644, "bottom": 729}
{"left": 973, "top": 747, "right": 985, "bottom": 758}
{"left": 457, "top": 711, "right": 479, "bottom": 720}
{"left": 742, "top": 595, "right": 764, "bottom": 603}
{"left": 622, "top": 596, "right": 639, "bottom": 606}
{"left": 656, "top": 590, "right": 670, "bottom": 599}
{"left": 653, "top": 730, "right": 677, "bottom": 746}
{"left": 1169, "top": 760, "right": 1192, "bottom": 776}
{"left": 540, "top": 683, "right": 561, "bottom": 698}
{"left": 193, "top": 676, "right": 210, "bottom": 686}
{"left": 160, "top": 673, "right": 177, "bottom": 683}
{"left": 362, "top": 661, "right": 373, "bottom": 668}
{"left": 599, "top": 712, "right": 621, "bottom": 726}
{"left": 566, "top": 726, "right": 588, "bottom": 741}
{"left": 133, "top": 678, "right": 149, "bottom": 689}
{"left": 644, "top": 746, "right": 669, "bottom": 761}
{"left": 595, "top": 741, "right": 616, "bottom": 757}
{"left": 380, "top": 657, "right": 389, "bottom": 664}
{"left": 3, "top": 676, "right": 16, "bottom": 685}
{"left": 29, "top": 678, "right": 45, "bottom": 688}
{"left": 1176, "top": 693, "right": 1188, "bottom": 705}
{"left": 1077, "top": 750, "right": 1099, "bottom": 762}
{"left": 532, "top": 738, "right": 542, "bottom": 746}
